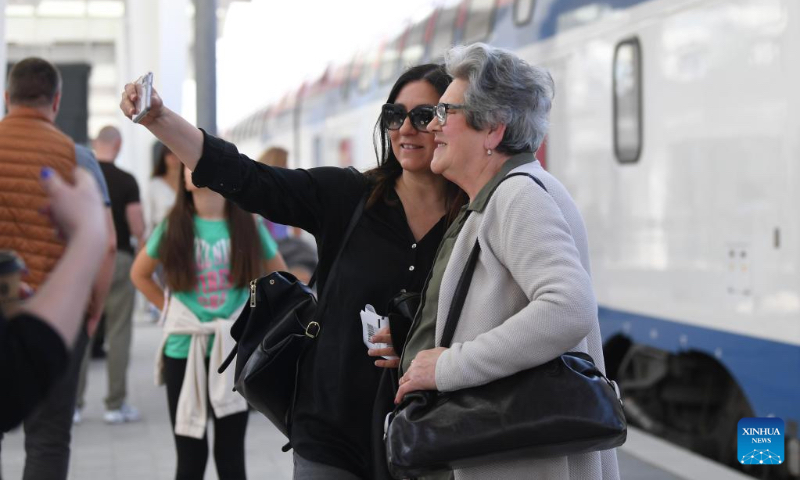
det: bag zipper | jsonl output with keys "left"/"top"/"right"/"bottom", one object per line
{"left": 250, "top": 279, "right": 257, "bottom": 307}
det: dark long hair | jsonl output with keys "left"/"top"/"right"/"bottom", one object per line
{"left": 152, "top": 142, "right": 170, "bottom": 178}
{"left": 366, "top": 64, "right": 467, "bottom": 224}
{"left": 159, "top": 167, "right": 263, "bottom": 292}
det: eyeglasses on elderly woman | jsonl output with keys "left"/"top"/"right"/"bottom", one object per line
{"left": 434, "top": 103, "right": 467, "bottom": 127}
{"left": 381, "top": 104, "right": 436, "bottom": 132}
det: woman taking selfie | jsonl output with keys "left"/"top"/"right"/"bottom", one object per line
{"left": 130, "top": 165, "right": 285, "bottom": 480}
{"left": 122, "top": 64, "right": 465, "bottom": 479}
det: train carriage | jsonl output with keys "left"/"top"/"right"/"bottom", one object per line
{"left": 225, "top": 1, "right": 800, "bottom": 476}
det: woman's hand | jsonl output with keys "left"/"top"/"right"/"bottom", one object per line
{"left": 118, "top": 79, "right": 204, "bottom": 171}
{"left": 394, "top": 347, "right": 447, "bottom": 404}
{"left": 368, "top": 326, "right": 399, "bottom": 369}
{"left": 120, "top": 81, "right": 165, "bottom": 126}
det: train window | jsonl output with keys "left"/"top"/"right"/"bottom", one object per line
{"left": 248, "top": 116, "right": 256, "bottom": 138}
{"left": 359, "top": 47, "right": 380, "bottom": 92}
{"left": 379, "top": 35, "right": 402, "bottom": 84}
{"left": 402, "top": 21, "right": 426, "bottom": 69}
{"left": 313, "top": 136, "right": 323, "bottom": 168}
{"left": 246, "top": 116, "right": 255, "bottom": 138}
{"left": 259, "top": 109, "right": 269, "bottom": 137}
{"left": 513, "top": 0, "right": 536, "bottom": 26}
{"left": 613, "top": 38, "right": 642, "bottom": 163}
{"left": 340, "top": 58, "right": 355, "bottom": 100}
{"left": 430, "top": 7, "right": 458, "bottom": 60}
{"left": 346, "top": 54, "right": 363, "bottom": 98}
{"left": 463, "top": 0, "right": 496, "bottom": 45}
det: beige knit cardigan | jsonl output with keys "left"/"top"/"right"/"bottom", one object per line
{"left": 434, "top": 160, "right": 621, "bottom": 480}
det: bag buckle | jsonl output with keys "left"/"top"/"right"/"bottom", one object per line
{"left": 305, "top": 321, "right": 321, "bottom": 338}
{"left": 609, "top": 379, "right": 624, "bottom": 407}
{"left": 383, "top": 411, "right": 393, "bottom": 441}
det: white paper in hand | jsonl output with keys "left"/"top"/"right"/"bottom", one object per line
{"left": 360, "top": 304, "right": 398, "bottom": 360}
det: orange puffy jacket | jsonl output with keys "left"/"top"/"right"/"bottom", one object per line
{"left": 0, "top": 107, "right": 76, "bottom": 290}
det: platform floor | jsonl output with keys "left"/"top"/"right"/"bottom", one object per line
{"left": 0, "top": 313, "right": 746, "bottom": 479}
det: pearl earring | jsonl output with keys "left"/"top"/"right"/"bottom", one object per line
{"left": 487, "top": 149, "right": 493, "bottom": 156}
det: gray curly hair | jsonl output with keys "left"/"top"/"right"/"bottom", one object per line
{"left": 445, "top": 43, "right": 554, "bottom": 155}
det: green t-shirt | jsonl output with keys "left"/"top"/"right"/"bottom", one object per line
{"left": 147, "top": 216, "right": 279, "bottom": 358}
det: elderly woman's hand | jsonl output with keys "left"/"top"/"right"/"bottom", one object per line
{"left": 394, "top": 347, "right": 447, "bottom": 404}
{"left": 368, "top": 325, "right": 400, "bottom": 369}
{"left": 120, "top": 80, "right": 165, "bottom": 126}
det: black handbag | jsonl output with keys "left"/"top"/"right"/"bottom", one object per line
{"left": 385, "top": 174, "right": 627, "bottom": 478}
{"left": 219, "top": 193, "right": 366, "bottom": 438}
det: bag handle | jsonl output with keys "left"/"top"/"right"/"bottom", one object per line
{"left": 440, "top": 172, "right": 547, "bottom": 348}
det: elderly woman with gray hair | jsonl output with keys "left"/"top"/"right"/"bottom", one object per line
{"left": 395, "top": 43, "right": 620, "bottom": 479}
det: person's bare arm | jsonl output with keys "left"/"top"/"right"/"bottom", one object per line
{"left": 130, "top": 249, "right": 164, "bottom": 311}
{"left": 120, "top": 84, "right": 203, "bottom": 171}
{"left": 288, "top": 267, "right": 313, "bottom": 285}
{"left": 20, "top": 168, "right": 108, "bottom": 347}
{"left": 263, "top": 253, "right": 287, "bottom": 275}
{"left": 126, "top": 202, "right": 146, "bottom": 252}
{"left": 85, "top": 207, "right": 116, "bottom": 335}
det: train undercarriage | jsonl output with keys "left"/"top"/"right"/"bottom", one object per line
{"left": 604, "top": 336, "right": 798, "bottom": 479}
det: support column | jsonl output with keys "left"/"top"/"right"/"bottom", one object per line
{"left": 194, "top": 0, "right": 217, "bottom": 135}
{"left": 120, "top": 0, "right": 189, "bottom": 223}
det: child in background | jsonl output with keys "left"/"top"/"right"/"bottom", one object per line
{"left": 131, "top": 166, "right": 285, "bottom": 479}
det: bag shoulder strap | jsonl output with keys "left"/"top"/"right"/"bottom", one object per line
{"left": 308, "top": 167, "right": 365, "bottom": 289}
{"left": 440, "top": 172, "right": 547, "bottom": 348}
{"left": 312, "top": 187, "right": 368, "bottom": 316}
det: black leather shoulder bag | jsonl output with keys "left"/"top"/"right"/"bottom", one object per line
{"left": 219, "top": 192, "right": 367, "bottom": 438}
{"left": 385, "top": 173, "right": 627, "bottom": 478}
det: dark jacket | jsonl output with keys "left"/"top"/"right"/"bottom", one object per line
{"left": 0, "top": 309, "right": 68, "bottom": 432}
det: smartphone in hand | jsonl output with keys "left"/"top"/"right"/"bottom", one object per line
{"left": 132, "top": 72, "right": 153, "bottom": 124}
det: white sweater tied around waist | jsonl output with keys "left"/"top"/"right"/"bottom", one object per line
{"left": 154, "top": 296, "right": 247, "bottom": 439}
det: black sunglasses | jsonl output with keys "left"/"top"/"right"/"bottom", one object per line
{"left": 381, "top": 104, "right": 435, "bottom": 132}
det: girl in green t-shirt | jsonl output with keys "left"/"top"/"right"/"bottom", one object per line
{"left": 131, "top": 166, "right": 285, "bottom": 479}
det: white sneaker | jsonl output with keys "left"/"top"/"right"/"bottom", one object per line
{"left": 72, "top": 408, "right": 82, "bottom": 424}
{"left": 104, "top": 403, "right": 141, "bottom": 424}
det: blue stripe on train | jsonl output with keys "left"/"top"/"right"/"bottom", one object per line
{"left": 598, "top": 306, "right": 800, "bottom": 425}
{"left": 535, "top": 0, "right": 653, "bottom": 40}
